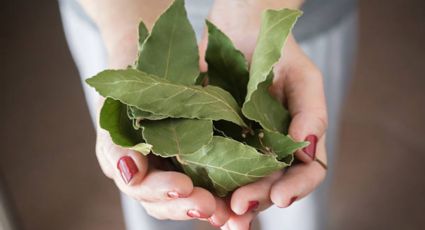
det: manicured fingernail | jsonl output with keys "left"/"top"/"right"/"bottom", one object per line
{"left": 167, "top": 191, "right": 179, "bottom": 199}
{"left": 167, "top": 191, "right": 183, "bottom": 199}
{"left": 208, "top": 217, "right": 222, "bottom": 227}
{"left": 246, "top": 200, "right": 259, "bottom": 213}
{"left": 187, "top": 209, "right": 208, "bottom": 219}
{"left": 288, "top": 196, "right": 298, "bottom": 207}
{"left": 303, "top": 135, "right": 318, "bottom": 159}
{"left": 117, "top": 156, "right": 138, "bottom": 184}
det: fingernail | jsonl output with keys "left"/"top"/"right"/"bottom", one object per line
{"left": 208, "top": 217, "right": 222, "bottom": 228}
{"left": 303, "top": 135, "right": 318, "bottom": 159}
{"left": 288, "top": 196, "right": 298, "bottom": 207}
{"left": 117, "top": 156, "right": 138, "bottom": 184}
{"left": 187, "top": 209, "right": 208, "bottom": 219}
{"left": 167, "top": 191, "right": 181, "bottom": 199}
{"left": 246, "top": 200, "right": 259, "bottom": 213}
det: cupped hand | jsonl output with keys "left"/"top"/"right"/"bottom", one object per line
{"left": 94, "top": 101, "right": 230, "bottom": 225}
{"left": 91, "top": 24, "right": 232, "bottom": 225}
{"left": 217, "top": 36, "right": 328, "bottom": 229}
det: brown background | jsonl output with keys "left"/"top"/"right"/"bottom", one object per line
{"left": 0, "top": 0, "right": 424, "bottom": 229}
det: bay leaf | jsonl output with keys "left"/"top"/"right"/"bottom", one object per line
{"left": 212, "top": 120, "right": 245, "bottom": 142}
{"left": 180, "top": 162, "right": 215, "bottom": 193}
{"left": 99, "top": 98, "right": 152, "bottom": 155}
{"left": 195, "top": 72, "right": 208, "bottom": 86}
{"left": 243, "top": 71, "right": 291, "bottom": 133}
{"left": 137, "top": 20, "right": 149, "bottom": 51}
{"left": 142, "top": 119, "right": 213, "bottom": 158}
{"left": 245, "top": 129, "right": 308, "bottom": 164}
{"left": 128, "top": 106, "right": 167, "bottom": 121}
{"left": 129, "top": 21, "right": 168, "bottom": 122}
{"left": 86, "top": 69, "right": 248, "bottom": 127}
{"left": 136, "top": 0, "right": 199, "bottom": 85}
{"left": 179, "top": 136, "right": 288, "bottom": 197}
{"left": 205, "top": 20, "right": 249, "bottom": 106}
{"left": 242, "top": 9, "right": 301, "bottom": 132}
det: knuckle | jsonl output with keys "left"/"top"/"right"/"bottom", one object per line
{"left": 315, "top": 114, "right": 328, "bottom": 132}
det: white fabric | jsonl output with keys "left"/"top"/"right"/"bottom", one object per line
{"left": 59, "top": 0, "right": 357, "bottom": 229}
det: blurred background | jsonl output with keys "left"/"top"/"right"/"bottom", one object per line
{"left": 0, "top": 0, "right": 424, "bottom": 229}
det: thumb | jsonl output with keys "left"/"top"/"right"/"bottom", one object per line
{"left": 96, "top": 128, "right": 148, "bottom": 185}
{"left": 283, "top": 48, "right": 328, "bottom": 163}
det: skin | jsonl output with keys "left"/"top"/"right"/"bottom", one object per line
{"left": 79, "top": 0, "right": 327, "bottom": 229}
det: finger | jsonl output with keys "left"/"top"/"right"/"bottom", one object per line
{"left": 224, "top": 211, "right": 257, "bottom": 230}
{"left": 97, "top": 128, "right": 194, "bottom": 203}
{"left": 96, "top": 128, "right": 148, "bottom": 185}
{"left": 221, "top": 223, "right": 230, "bottom": 230}
{"left": 230, "top": 171, "right": 282, "bottom": 215}
{"left": 270, "top": 137, "right": 327, "bottom": 207}
{"left": 115, "top": 169, "right": 194, "bottom": 202}
{"left": 142, "top": 187, "right": 216, "bottom": 221}
{"left": 286, "top": 48, "right": 327, "bottom": 162}
{"left": 208, "top": 197, "right": 231, "bottom": 228}
{"left": 273, "top": 36, "right": 328, "bottom": 163}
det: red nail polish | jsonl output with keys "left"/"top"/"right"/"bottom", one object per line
{"left": 247, "top": 200, "right": 259, "bottom": 213}
{"left": 117, "top": 156, "right": 138, "bottom": 184}
{"left": 288, "top": 196, "right": 298, "bottom": 206}
{"left": 303, "top": 135, "right": 318, "bottom": 159}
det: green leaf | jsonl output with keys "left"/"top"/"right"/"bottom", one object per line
{"left": 86, "top": 69, "right": 248, "bottom": 127}
{"left": 205, "top": 20, "right": 249, "bottom": 106}
{"left": 181, "top": 163, "right": 215, "bottom": 193}
{"left": 99, "top": 98, "right": 152, "bottom": 155}
{"left": 133, "top": 20, "right": 149, "bottom": 68}
{"left": 127, "top": 105, "right": 168, "bottom": 130}
{"left": 195, "top": 72, "right": 208, "bottom": 86}
{"left": 179, "top": 136, "right": 288, "bottom": 197}
{"left": 243, "top": 71, "right": 291, "bottom": 133}
{"left": 128, "top": 106, "right": 167, "bottom": 121}
{"left": 242, "top": 9, "right": 301, "bottom": 132}
{"left": 213, "top": 120, "right": 245, "bottom": 142}
{"left": 142, "top": 119, "right": 213, "bottom": 157}
{"left": 138, "top": 21, "right": 149, "bottom": 49}
{"left": 129, "top": 143, "right": 153, "bottom": 156}
{"left": 130, "top": 21, "right": 166, "bottom": 121}
{"left": 136, "top": 0, "right": 199, "bottom": 85}
{"left": 245, "top": 129, "right": 308, "bottom": 163}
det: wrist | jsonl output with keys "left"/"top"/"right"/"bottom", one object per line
{"left": 103, "top": 28, "right": 138, "bottom": 69}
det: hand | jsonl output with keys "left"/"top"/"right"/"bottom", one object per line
{"left": 221, "top": 36, "right": 328, "bottom": 229}
{"left": 201, "top": 1, "right": 328, "bottom": 228}
{"left": 96, "top": 34, "right": 231, "bottom": 223}
{"left": 95, "top": 112, "right": 231, "bottom": 224}
{"left": 79, "top": 0, "right": 232, "bottom": 226}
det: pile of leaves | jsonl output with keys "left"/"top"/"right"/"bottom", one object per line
{"left": 86, "top": 0, "right": 307, "bottom": 197}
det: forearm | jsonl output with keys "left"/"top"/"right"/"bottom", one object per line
{"left": 78, "top": 0, "right": 172, "bottom": 68}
